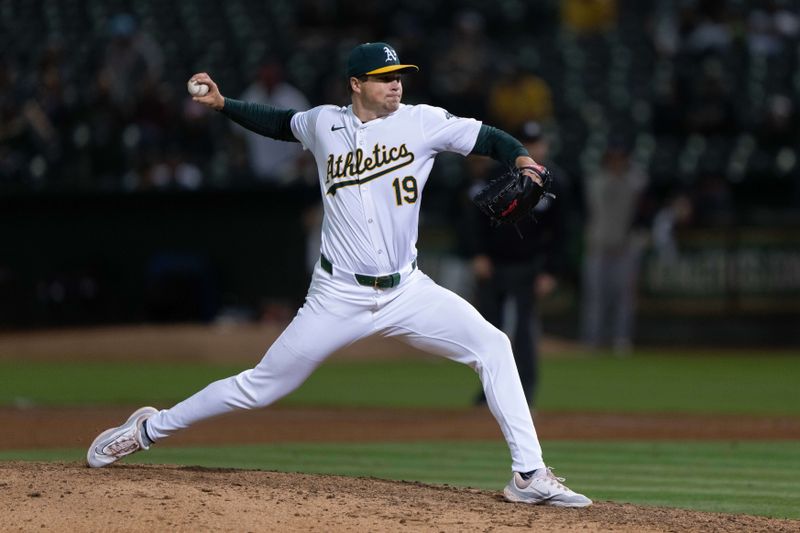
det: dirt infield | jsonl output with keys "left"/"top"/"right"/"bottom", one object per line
{"left": 3, "top": 461, "right": 798, "bottom": 533}
{"left": 0, "top": 323, "right": 583, "bottom": 363}
{"left": 3, "top": 406, "right": 800, "bottom": 451}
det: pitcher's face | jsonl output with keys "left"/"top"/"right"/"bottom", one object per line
{"left": 352, "top": 74, "right": 403, "bottom": 116}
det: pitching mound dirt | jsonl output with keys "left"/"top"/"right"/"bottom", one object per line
{"left": 3, "top": 462, "right": 797, "bottom": 533}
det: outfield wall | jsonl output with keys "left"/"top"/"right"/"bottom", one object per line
{"left": 0, "top": 188, "right": 313, "bottom": 327}
{"left": 2, "top": 190, "right": 799, "bottom": 345}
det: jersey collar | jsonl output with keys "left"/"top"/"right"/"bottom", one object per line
{"left": 347, "top": 104, "right": 404, "bottom": 128}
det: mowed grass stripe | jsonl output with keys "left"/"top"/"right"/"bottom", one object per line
{"left": 544, "top": 441, "right": 800, "bottom": 467}
{"left": 145, "top": 443, "right": 508, "bottom": 483}
{"left": 546, "top": 440, "right": 800, "bottom": 456}
{"left": 578, "top": 470, "right": 800, "bottom": 488}
{"left": 263, "top": 445, "right": 504, "bottom": 466}
{"left": 3, "top": 354, "right": 800, "bottom": 414}
{"left": 550, "top": 453, "right": 800, "bottom": 473}
{"left": 3, "top": 440, "right": 799, "bottom": 519}
{"left": 576, "top": 461, "right": 800, "bottom": 477}
{"left": 581, "top": 484, "right": 799, "bottom": 499}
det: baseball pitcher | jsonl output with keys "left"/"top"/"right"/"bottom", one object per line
{"left": 88, "top": 42, "right": 591, "bottom": 507}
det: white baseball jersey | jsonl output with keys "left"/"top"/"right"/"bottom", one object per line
{"left": 290, "top": 103, "right": 482, "bottom": 275}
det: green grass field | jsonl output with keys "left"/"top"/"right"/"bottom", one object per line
{"left": 2, "top": 350, "right": 799, "bottom": 520}
{"left": 2, "top": 352, "right": 800, "bottom": 414}
{"left": 3, "top": 441, "right": 798, "bottom": 519}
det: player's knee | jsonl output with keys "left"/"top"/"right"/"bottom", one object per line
{"left": 486, "top": 328, "right": 516, "bottom": 366}
{"left": 474, "top": 326, "right": 513, "bottom": 361}
{"left": 233, "top": 369, "right": 273, "bottom": 409}
{"left": 489, "top": 326, "right": 513, "bottom": 354}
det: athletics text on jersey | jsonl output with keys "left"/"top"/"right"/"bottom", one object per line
{"left": 325, "top": 143, "right": 414, "bottom": 195}
{"left": 291, "top": 104, "right": 481, "bottom": 276}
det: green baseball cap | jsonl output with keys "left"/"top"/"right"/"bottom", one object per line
{"left": 346, "top": 42, "right": 419, "bottom": 78}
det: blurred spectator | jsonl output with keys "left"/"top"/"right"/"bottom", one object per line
{"left": 1, "top": 50, "right": 69, "bottom": 186}
{"left": 148, "top": 148, "right": 204, "bottom": 190}
{"left": 683, "top": 61, "right": 736, "bottom": 136}
{"left": 756, "top": 94, "right": 799, "bottom": 149}
{"left": 652, "top": 192, "right": 693, "bottom": 263}
{"left": 99, "top": 13, "right": 164, "bottom": 114}
{"left": 466, "top": 121, "right": 569, "bottom": 404}
{"left": 77, "top": 13, "right": 167, "bottom": 188}
{"left": 561, "top": 0, "right": 618, "bottom": 35}
{"left": 581, "top": 141, "right": 649, "bottom": 355}
{"left": 487, "top": 62, "right": 554, "bottom": 133}
{"left": 650, "top": 74, "right": 687, "bottom": 137}
{"left": 29, "top": 45, "right": 69, "bottom": 153}
{"left": 84, "top": 67, "right": 127, "bottom": 184}
{"left": 233, "top": 61, "right": 310, "bottom": 185}
{"left": 747, "top": 1, "right": 800, "bottom": 57}
{"left": 430, "top": 10, "right": 493, "bottom": 117}
{"left": 650, "top": 0, "right": 681, "bottom": 58}
{"left": 682, "top": 0, "right": 733, "bottom": 55}
{"left": 386, "top": 11, "right": 430, "bottom": 87}
{"left": 123, "top": 100, "right": 211, "bottom": 190}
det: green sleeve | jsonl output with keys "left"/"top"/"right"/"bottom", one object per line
{"left": 220, "top": 98, "right": 298, "bottom": 142}
{"left": 471, "top": 124, "right": 528, "bottom": 166}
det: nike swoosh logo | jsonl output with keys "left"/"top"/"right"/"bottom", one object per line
{"left": 331, "top": 125, "right": 346, "bottom": 131}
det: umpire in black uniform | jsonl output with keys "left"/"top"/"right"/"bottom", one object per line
{"left": 465, "top": 121, "right": 569, "bottom": 406}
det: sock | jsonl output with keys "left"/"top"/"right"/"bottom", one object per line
{"left": 520, "top": 469, "right": 537, "bottom": 480}
{"left": 140, "top": 420, "right": 154, "bottom": 447}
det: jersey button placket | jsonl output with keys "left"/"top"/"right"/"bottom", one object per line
{"left": 358, "top": 132, "right": 366, "bottom": 196}
{"left": 358, "top": 131, "right": 390, "bottom": 271}
{"left": 356, "top": 130, "right": 366, "bottom": 193}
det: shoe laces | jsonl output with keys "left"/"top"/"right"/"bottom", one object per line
{"left": 540, "top": 467, "right": 569, "bottom": 491}
{"left": 104, "top": 432, "right": 139, "bottom": 456}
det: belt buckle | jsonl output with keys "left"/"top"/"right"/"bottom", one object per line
{"left": 373, "top": 277, "right": 379, "bottom": 289}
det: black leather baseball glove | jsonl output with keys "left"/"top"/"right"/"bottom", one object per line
{"left": 472, "top": 164, "right": 554, "bottom": 228}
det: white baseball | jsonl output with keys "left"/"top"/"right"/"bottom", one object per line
{"left": 187, "top": 79, "right": 209, "bottom": 97}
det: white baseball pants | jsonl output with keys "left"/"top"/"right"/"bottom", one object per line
{"left": 146, "top": 262, "right": 545, "bottom": 473}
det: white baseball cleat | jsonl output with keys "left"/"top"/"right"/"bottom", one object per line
{"left": 86, "top": 406, "right": 158, "bottom": 468}
{"left": 503, "top": 467, "right": 592, "bottom": 507}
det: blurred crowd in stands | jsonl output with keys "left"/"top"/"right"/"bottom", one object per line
{"left": 4, "top": 0, "right": 800, "bottom": 344}
{"left": 2, "top": 0, "right": 800, "bottom": 220}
